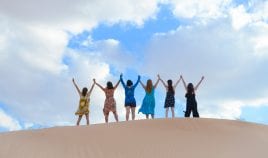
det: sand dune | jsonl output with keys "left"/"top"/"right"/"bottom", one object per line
{"left": 1, "top": 118, "right": 268, "bottom": 158}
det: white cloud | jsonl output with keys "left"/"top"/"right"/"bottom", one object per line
{"left": 141, "top": 12, "right": 268, "bottom": 119}
{"left": 229, "top": 1, "right": 268, "bottom": 31}
{"left": 0, "top": 0, "right": 160, "bottom": 128}
{"left": 0, "top": 19, "right": 68, "bottom": 74}
{"left": 162, "top": 0, "right": 231, "bottom": 22}
{"left": 78, "top": 37, "right": 139, "bottom": 72}
{"left": 230, "top": 5, "right": 252, "bottom": 30}
{"left": 0, "top": 0, "right": 159, "bottom": 33}
{"left": 0, "top": 109, "right": 21, "bottom": 131}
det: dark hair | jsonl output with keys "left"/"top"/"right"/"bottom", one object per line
{"left": 127, "top": 80, "right": 133, "bottom": 87}
{"left": 167, "top": 80, "right": 174, "bottom": 94}
{"left": 107, "top": 81, "right": 113, "bottom": 89}
{"left": 82, "top": 87, "right": 88, "bottom": 97}
{"left": 187, "top": 83, "right": 194, "bottom": 94}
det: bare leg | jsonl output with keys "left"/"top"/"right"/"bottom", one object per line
{"left": 171, "top": 107, "right": 175, "bottom": 118}
{"left": 103, "top": 109, "right": 109, "bottom": 123}
{"left": 105, "top": 114, "right": 109, "bottom": 123}
{"left": 76, "top": 115, "right": 82, "bottom": 126}
{"left": 85, "top": 113, "right": 90, "bottom": 125}
{"left": 131, "top": 107, "right": 136, "bottom": 120}
{"left": 165, "top": 108, "right": 169, "bottom": 118}
{"left": 126, "top": 106, "right": 130, "bottom": 121}
{"left": 113, "top": 111, "right": 119, "bottom": 122}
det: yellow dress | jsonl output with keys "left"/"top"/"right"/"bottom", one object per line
{"left": 75, "top": 96, "right": 89, "bottom": 115}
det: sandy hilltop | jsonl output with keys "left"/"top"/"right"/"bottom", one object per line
{"left": 0, "top": 118, "right": 268, "bottom": 158}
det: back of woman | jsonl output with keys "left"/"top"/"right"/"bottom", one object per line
{"left": 105, "top": 88, "right": 115, "bottom": 98}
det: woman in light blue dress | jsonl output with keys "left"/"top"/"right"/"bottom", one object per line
{"left": 138, "top": 75, "right": 160, "bottom": 119}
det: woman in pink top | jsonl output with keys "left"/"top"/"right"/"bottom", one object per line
{"left": 94, "top": 79, "right": 120, "bottom": 123}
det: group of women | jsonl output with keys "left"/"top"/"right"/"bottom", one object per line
{"left": 72, "top": 74, "right": 204, "bottom": 126}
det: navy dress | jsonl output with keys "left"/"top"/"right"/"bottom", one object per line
{"left": 164, "top": 90, "right": 175, "bottom": 108}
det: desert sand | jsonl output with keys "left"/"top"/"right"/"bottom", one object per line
{"left": 0, "top": 118, "right": 268, "bottom": 158}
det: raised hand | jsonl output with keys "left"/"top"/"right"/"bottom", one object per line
{"left": 195, "top": 76, "right": 205, "bottom": 91}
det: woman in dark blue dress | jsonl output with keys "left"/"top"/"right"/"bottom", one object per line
{"left": 159, "top": 75, "right": 181, "bottom": 118}
{"left": 120, "top": 74, "right": 140, "bottom": 121}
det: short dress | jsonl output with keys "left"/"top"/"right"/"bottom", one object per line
{"left": 120, "top": 76, "right": 140, "bottom": 107}
{"left": 164, "top": 90, "right": 175, "bottom": 108}
{"left": 103, "top": 89, "right": 117, "bottom": 115}
{"left": 138, "top": 88, "right": 155, "bottom": 115}
{"left": 75, "top": 95, "right": 89, "bottom": 116}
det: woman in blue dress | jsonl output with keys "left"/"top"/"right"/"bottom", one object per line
{"left": 120, "top": 73, "right": 140, "bottom": 121}
{"left": 138, "top": 75, "right": 160, "bottom": 119}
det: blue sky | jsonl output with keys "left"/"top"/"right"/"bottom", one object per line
{"left": 67, "top": 4, "right": 180, "bottom": 57}
{"left": 1, "top": 0, "right": 268, "bottom": 132}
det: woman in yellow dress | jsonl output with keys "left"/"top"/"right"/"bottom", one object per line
{"left": 72, "top": 78, "right": 95, "bottom": 126}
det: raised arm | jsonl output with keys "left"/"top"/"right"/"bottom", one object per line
{"left": 194, "top": 76, "right": 204, "bottom": 91}
{"left": 153, "top": 75, "right": 160, "bottom": 89}
{"left": 114, "top": 80, "right": 120, "bottom": 89}
{"left": 72, "top": 78, "right": 81, "bottom": 95}
{"left": 120, "top": 74, "right": 126, "bottom": 88}
{"left": 93, "top": 79, "right": 105, "bottom": 91}
{"left": 181, "top": 75, "right": 187, "bottom": 91}
{"left": 87, "top": 80, "right": 95, "bottom": 96}
{"left": 159, "top": 75, "right": 168, "bottom": 89}
{"left": 140, "top": 80, "right": 146, "bottom": 90}
{"left": 133, "top": 75, "right": 141, "bottom": 88}
{"left": 173, "top": 77, "right": 182, "bottom": 89}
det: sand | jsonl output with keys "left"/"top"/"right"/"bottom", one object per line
{"left": 1, "top": 118, "right": 268, "bottom": 158}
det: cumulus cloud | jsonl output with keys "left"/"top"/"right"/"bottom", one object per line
{"left": 76, "top": 36, "right": 139, "bottom": 72}
{"left": 0, "top": 0, "right": 160, "bottom": 128}
{"left": 160, "top": 0, "right": 231, "bottom": 23}
{"left": 141, "top": 5, "right": 268, "bottom": 119}
{"left": 0, "top": 0, "right": 159, "bottom": 32}
{"left": 0, "top": 20, "right": 132, "bottom": 126}
{"left": 0, "top": 109, "right": 21, "bottom": 131}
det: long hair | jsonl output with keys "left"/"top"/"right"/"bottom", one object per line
{"left": 187, "top": 83, "right": 194, "bottom": 94}
{"left": 107, "top": 81, "right": 113, "bottom": 89}
{"left": 127, "top": 80, "right": 133, "bottom": 87}
{"left": 82, "top": 87, "right": 88, "bottom": 97}
{"left": 167, "top": 80, "right": 174, "bottom": 94}
{"left": 146, "top": 79, "right": 153, "bottom": 93}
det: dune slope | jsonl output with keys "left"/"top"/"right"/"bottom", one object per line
{"left": 1, "top": 118, "right": 268, "bottom": 158}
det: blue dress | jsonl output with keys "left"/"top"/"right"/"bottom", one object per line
{"left": 139, "top": 88, "right": 155, "bottom": 115}
{"left": 120, "top": 76, "right": 140, "bottom": 107}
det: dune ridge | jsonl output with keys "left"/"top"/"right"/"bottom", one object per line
{"left": 1, "top": 118, "right": 268, "bottom": 158}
